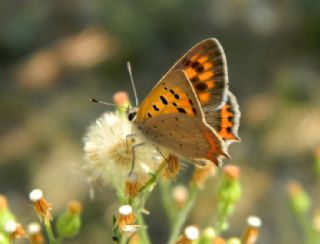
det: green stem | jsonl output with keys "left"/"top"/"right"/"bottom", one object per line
{"left": 44, "top": 220, "right": 57, "bottom": 244}
{"left": 136, "top": 212, "right": 151, "bottom": 244}
{"left": 139, "top": 162, "right": 166, "bottom": 193}
{"left": 159, "top": 179, "right": 175, "bottom": 225}
{"left": 167, "top": 184, "right": 199, "bottom": 244}
{"left": 120, "top": 235, "right": 128, "bottom": 244}
{"left": 215, "top": 199, "right": 232, "bottom": 235}
{"left": 298, "top": 214, "right": 316, "bottom": 244}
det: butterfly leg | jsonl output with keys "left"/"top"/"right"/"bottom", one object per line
{"left": 129, "top": 142, "right": 145, "bottom": 175}
{"left": 125, "top": 133, "right": 136, "bottom": 152}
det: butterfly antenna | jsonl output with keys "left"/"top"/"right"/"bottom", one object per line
{"left": 90, "top": 98, "right": 117, "bottom": 107}
{"left": 127, "top": 61, "right": 139, "bottom": 107}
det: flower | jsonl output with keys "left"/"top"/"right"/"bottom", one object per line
{"left": 162, "top": 154, "right": 181, "bottom": 179}
{"left": 117, "top": 205, "right": 136, "bottom": 231}
{"left": 241, "top": 216, "right": 262, "bottom": 244}
{"left": 83, "top": 112, "right": 162, "bottom": 188}
{"left": 125, "top": 173, "right": 147, "bottom": 198}
{"left": 56, "top": 201, "right": 82, "bottom": 239}
{"left": 0, "top": 195, "right": 15, "bottom": 233}
{"left": 176, "top": 226, "right": 199, "bottom": 244}
{"left": 27, "top": 222, "right": 44, "bottom": 244}
{"left": 4, "top": 220, "right": 26, "bottom": 240}
{"left": 287, "top": 180, "right": 310, "bottom": 215}
{"left": 29, "top": 189, "right": 52, "bottom": 221}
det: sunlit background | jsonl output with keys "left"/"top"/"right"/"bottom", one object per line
{"left": 1, "top": 0, "right": 320, "bottom": 243}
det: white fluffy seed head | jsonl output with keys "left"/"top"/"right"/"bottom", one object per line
{"left": 27, "top": 222, "right": 41, "bottom": 234}
{"left": 5, "top": 220, "right": 17, "bottom": 233}
{"left": 29, "top": 189, "right": 43, "bottom": 202}
{"left": 119, "top": 205, "right": 133, "bottom": 216}
{"left": 83, "top": 112, "right": 162, "bottom": 187}
{"left": 184, "top": 226, "right": 199, "bottom": 240}
{"left": 247, "top": 216, "right": 262, "bottom": 228}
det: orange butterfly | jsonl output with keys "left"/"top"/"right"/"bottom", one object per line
{"left": 128, "top": 38, "right": 240, "bottom": 166}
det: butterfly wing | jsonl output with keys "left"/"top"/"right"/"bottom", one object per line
{"left": 205, "top": 91, "right": 241, "bottom": 143}
{"left": 167, "top": 38, "right": 241, "bottom": 143}
{"left": 134, "top": 70, "right": 229, "bottom": 165}
{"left": 167, "top": 38, "right": 229, "bottom": 109}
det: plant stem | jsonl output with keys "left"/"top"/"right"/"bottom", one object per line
{"left": 44, "top": 219, "right": 57, "bottom": 244}
{"left": 159, "top": 179, "right": 175, "bottom": 225}
{"left": 299, "top": 214, "right": 316, "bottom": 244}
{"left": 167, "top": 184, "right": 199, "bottom": 244}
{"left": 136, "top": 212, "right": 151, "bottom": 244}
{"left": 215, "top": 199, "right": 233, "bottom": 235}
{"left": 139, "top": 162, "right": 166, "bottom": 193}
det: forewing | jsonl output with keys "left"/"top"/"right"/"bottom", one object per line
{"left": 135, "top": 70, "right": 228, "bottom": 165}
{"left": 204, "top": 91, "right": 241, "bottom": 143}
{"left": 136, "top": 70, "right": 203, "bottom": 123}
{"left": 168, "top": 38, "right": 229, "bottom": 110}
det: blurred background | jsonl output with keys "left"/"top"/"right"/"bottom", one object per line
{"left": 1, "top": 0, "right": 320, "bottom": 243}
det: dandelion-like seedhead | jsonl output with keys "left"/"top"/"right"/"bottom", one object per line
{"left": 83, "top": 112, "right": 162, "bottom": 188}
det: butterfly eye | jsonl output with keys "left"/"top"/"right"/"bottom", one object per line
{"left": 128, "top": 111, "right": 137, "bottom": 121}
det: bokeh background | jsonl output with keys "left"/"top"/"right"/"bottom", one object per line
{"left": 1, "top": 0, "right": 320, "bottom": 243}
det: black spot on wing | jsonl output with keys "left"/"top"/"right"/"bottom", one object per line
{"left": 174, "top": 94, "right": 180, "bottom": 100}
{"left": 147, "top": 112, "right": 152, "bottom": 118}
{"left": 195, "top": 82, "right": 208, "bottom": 91}
{"left": 160, "top": 96, "right": 168, "bottom": 105}
{"left": 152, "top": 104, "right": 160, "bottom": 111}
{"left": 177, "top": 107, "right": 187, "bottom": 114}
{"left": 192, "top": 108, "right": 197, "bottom": 115}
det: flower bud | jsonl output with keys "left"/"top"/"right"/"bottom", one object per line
{"left": 172, "top": 185, "right": 189, "bottom": 208}
{"left": 218, "top": 166, "right": 241, "bottom": 203}
{"left": 113, "top": 91, "right": 131, "bottom": 117}
{"left": 56, "top": 201, "right": 82, "bottom": 239}
{"left": 0, "top": 195, "right": 16, "bottom": 233}
{"left": 29, "top": 189, "right": 52, "bottom": 222}
{"left": 287, "top": 181, "right": 310, "bottom": 215}
{"left": 241, "top": 216, "right": 262, "bottom": 244}
{"left": 4, "top": 220, "right": 26, "bottom": 240}
{"left": 212, "top": 236, "right": 226, "bottom": 244}
{"left": 125, "top": 173, "right": 146, "bottom": 198}
{"left": 28, "top": 222, "right": 44, "bottom": 244}
{"left": 117, "top": 205, "right": 136, "bottom": 231}
{"left": 176, "top": 226, "right": 199, "bottom": 244}
{"left": 198, "top": 227, "right": 216, "bottom": 244}
{"left": 163, "top": 154, "right": 180, "bottom": 179}
{"left": 226, "top": 237, "right": 241, "bottom": 244}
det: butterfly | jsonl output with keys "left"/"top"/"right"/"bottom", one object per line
{"left": 128, "top": 38, "right": 240, "bottom": 166}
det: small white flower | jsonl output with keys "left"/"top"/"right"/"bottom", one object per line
{"left": 247, "top": 216, "right": 262, "bottom": 228}
{"left": 29, "top": 189, "right": 43, "bottom": 202}
{"left": 184, "top": 226, "right": 199, "bottom": 240}
{"left": 118, "top": 205, "right": 133, "bottom": 216}
{"left": 83, "top": 112, "right": 162, "bottom": 187}
{"left": 27, "top": 222, "right": 41, "bottom": 234}
{"left": 5, "top": 220, "right": 17, "bottom": 233}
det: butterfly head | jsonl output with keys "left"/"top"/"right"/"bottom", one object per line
{"left": 127, "top": 107, "right": 138, "bottom": 122}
